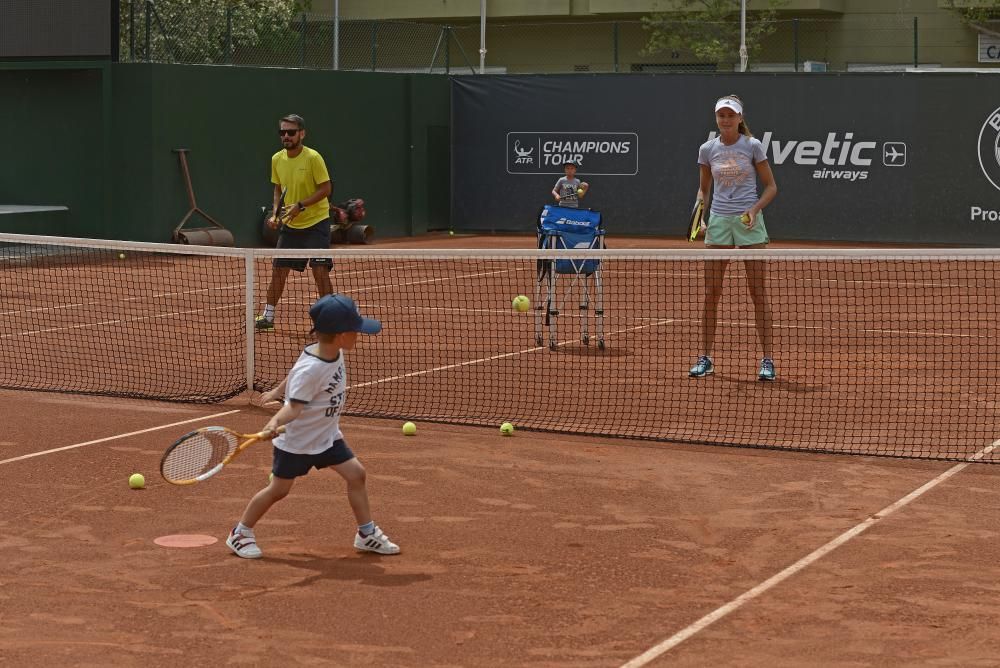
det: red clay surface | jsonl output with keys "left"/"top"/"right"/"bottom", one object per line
{"left": 2, "top": 388, "right": 1000, "bottom": 666}
{"left": 6, "top": 233, "right": 994, "bottom": 460}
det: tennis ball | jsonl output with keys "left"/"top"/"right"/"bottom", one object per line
{"left": 577, "top": 188, "right": 585, "bottom": 196}
{"left": 118, "top": 253, "right": 126, "bottom": 260}
{"left": 128, "top": 473, "right": 145, "bottom": 489}
{"left": 449, "top": 230, "right": 455, "bottom": 236}
{"left": 402, "top": 421, "right": 417, "bottom": 436}
{"left": 512, "top": 295, "right": 530, "bottom": 312}
{"left": 740, "top": 213, "right": 751, "bottom": 225}
{"left": 500, "top": 422, "right": 514, "bottom": 436}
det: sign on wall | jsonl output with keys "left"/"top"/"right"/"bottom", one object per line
{"left": 452, "top": 74, "right": 1000, "bottom": 244}
{"left": 978, "top": 33, "right": 1000, "bottom": 64}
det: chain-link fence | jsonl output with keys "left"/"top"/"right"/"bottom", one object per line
{"left": 119, "top": 2, "right": 929, "bottom": 74}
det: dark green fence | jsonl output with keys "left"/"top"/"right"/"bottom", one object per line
{"left": 0, "top": 62, "right": 450, "bottom": 244}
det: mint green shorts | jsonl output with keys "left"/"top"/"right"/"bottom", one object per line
{"left": 704, "top": 212, "right": 769, "bottom": 247}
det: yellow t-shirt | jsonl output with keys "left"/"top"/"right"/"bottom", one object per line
{"left": 270, "top": 146, "right": 331, "bottom": 230}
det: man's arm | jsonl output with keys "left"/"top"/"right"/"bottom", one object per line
{"left": 298, "top": 181, "right": 332, "bottom": 208}
{"left": 289, "top": 181, "right": 333, "bottom": 218}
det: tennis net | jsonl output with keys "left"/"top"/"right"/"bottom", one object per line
{"left": 2, "top": 232, "right": 998, "bottom": 462}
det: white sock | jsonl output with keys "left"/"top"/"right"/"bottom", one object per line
{"left": 236, "top": 522, "right": 253, "bottom": 535}
{"left": 263, "top": 304, "right": 275, "bottom": 320}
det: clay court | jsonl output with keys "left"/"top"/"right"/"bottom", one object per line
{"left": 2, "top": 233, "right": 1000, "bottom": 666}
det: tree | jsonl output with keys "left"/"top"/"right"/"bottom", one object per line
{"left": 942, "top": 0, "right": 1000, "bottom": 38}
{"left": 120, "top": 0, "right": 311, "bottom": 64}
{"left": 642, "top": 0, "right": 786, "bottom": 69}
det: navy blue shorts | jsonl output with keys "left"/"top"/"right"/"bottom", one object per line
{"left": 272, "top": 439, "right": 355, "bottom": 479}
{"left": 274, "top": 218, "right": 332, "bottom": 271}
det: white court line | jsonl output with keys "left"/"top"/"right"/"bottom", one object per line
{"left": 0, "top": 284, "right": 243, "bottom": 318}
{"left": 352, "top": 268, "right": 513, "bottom": 294}
{"left": 0, "top": 409, "right": 242, "bottom": 466}
{"left": 652, "top": 317, "right": 995, "bottom": 341}
{"left": 2, "top": 303, "right": 243, "bottom": 339}
{"left": 348, "top": 318, "right": 675, "bottom": 390}
{"left": 1, "top": 260, "right": 414, "bottom": 319}
{"left": 620, "top": 438, "right": 1000, "bottom": 668}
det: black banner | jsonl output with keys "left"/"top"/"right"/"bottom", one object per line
{"left": 0, "top": 0, "right": 113, "bottom": 58}
{"left": 452, "top": 74, "right": 1000, "bottom": 245}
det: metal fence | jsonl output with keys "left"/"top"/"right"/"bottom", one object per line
{"left": 119, "top": 2, "right": 927, "bottom": 74}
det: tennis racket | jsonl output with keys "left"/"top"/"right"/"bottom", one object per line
{"left": 160, "top": 426, "right": 285, "bottom": 486}
{"left": 272, "top": 187, "right": 291, "bottom": 231}
{"left": 688, "top": 199, "right": 705, "bottom": 242}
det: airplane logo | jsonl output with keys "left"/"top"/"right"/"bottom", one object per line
{"left": 883, "top": 142, "right": 907, "bottom": 166}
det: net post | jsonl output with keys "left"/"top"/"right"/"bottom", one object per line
{"left": 245, "top": 249, "right": 255, "bottom": 397}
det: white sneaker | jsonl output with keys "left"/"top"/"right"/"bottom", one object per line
{"left": 353, "top": 526, "right": 400, "bottom": 555}
{"left": 226, "top": 528, "right": 263, "bottom": 559}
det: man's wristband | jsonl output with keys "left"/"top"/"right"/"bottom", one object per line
{"left": 296, "top": 201, "right": 306, "bottom": 212}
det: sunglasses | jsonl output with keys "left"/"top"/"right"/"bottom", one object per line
{"left": 278, "top": 129, "right": 300, "bottom": 136}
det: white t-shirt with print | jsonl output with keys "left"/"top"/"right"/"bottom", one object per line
{"left": 273, "top": 344, "right": 347, "bottom": 455}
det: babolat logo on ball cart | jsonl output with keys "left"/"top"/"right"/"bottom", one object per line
{"left": 973, "top": 106, "right": 1000, "bottom": 222}
{"left": 507, "top": 132, "right": 639, "bottom": 175}
{"left": 707, "top": 131, "right": 907, "bottom": 181}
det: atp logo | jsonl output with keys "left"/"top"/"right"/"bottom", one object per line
{"left": 977, "top": 106, "right": 1000, "bottom": 192}
{"left": 512, "top": 140, "right": 534, "bottom": 165}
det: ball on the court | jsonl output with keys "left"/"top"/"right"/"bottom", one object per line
{"left": 500, "top": 422, "right": 514, "bottom": 436}
{"left": 512, "top": 295, "right": 530, "bottom": 312}
{"left": 449, "top": 230, "right": 455, "bottom": 236}
{"left": 118, "top": 253, "right": 126, "bottom": 260}
{"left": 128, "top": 473, "right": 145, "bottom": 489}
{"left": 402, "top": 421, "right": 417, "bottom": 436}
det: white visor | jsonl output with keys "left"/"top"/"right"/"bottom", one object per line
{"left": 715, "top": 98, "right": 743, "bottom": 114}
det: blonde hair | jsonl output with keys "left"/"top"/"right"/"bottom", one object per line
{"left": 717, "top": 94, "right": 753, "bottom": 138}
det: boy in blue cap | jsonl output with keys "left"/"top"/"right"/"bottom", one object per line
{"left": 226, "top": 293, "right": 400, "bottom": 559}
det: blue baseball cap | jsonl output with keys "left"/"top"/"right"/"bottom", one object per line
{"left": 309, "top": 294, "right": 381, "bottom": 335}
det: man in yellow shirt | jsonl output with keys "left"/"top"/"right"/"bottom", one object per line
{"left": 256, "top": 114, "right": 334, "bottom": 331}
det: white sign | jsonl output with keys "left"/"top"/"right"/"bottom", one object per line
{"left": 506, "top": 132, "right": 639, "bottom": 175}
{"left": 978, "top": 34, "right": 1000, "bottom": 63}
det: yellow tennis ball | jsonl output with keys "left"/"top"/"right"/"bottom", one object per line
{"left": 402, "top": 421, "right": 417, "bottom": 436}
{"left": 512, "top": 295, "right": 530, "bottom": 312}
{"left": 128, "top": 473, "right": 145, "bottom": 489}
{"left": 500, "top": 422, "right": 514, "bottom": 436}
{"left": 577, "top": 188, "right": 585, "bottom": 196}
{"left": 118, "top": 253, "right": 126, "bottom": 260}
{"left": 449, "top": 230, "right": 455, "bottom": 236}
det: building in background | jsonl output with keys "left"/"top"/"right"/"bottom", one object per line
{"left": 308, "top": 0, "right": 988, "bottom": 73}
{"left": 117, "top": 0, "right": 995, "bottom": 73}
